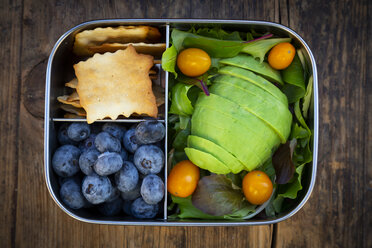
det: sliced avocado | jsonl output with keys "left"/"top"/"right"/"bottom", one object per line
{"left": 218, "top": 65, "right": 287, "bottom": 104}
{"left": 191, "top": 106, "right": 271, "bottom": 171}
{"left": 196, "top": 93, "right": 281, "bottom": 149}
{"left": 219, "top": 54, "right": 284, "bottom": 85}
{"left": 184, "top": 147, "right": 231, "bottom": 174}
{"left": 211, "top": 75, "right": 292, "bottom": 143}
{"left": 187, "top": 135, "right": 245, "bottom": 173}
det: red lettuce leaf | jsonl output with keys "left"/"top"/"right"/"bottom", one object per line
{"left": 191, "top": 174, "right": 245, "bottom": 216}
{"left": 272, "top": 139, "right": 297, "bottom": 184}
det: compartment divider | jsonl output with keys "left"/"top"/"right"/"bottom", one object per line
{"left": 163, "top": 23, "right": 170, "bottom": 221}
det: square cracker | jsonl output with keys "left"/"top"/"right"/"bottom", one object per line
{"left": 73, "top": 26, "right": 161, "bottom": 56}
{"left": 73, "top": 45, "right": 157, "bottom": 123}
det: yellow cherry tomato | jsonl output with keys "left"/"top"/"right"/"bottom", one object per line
{"left": 177, "top": 48, "right": 211, "bottom": 77}
{"left": 268, "top": 42, "right": 296, "bottom": 70}
{"left": 242, "top": 171, "right": 273, "bottom": 205}
{"left": 167, "top": 160, "right": 200, "bottom": 198}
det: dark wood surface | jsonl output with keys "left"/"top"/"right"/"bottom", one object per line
{"left": 0, "top": 0, "right": 370, "bottom": 247}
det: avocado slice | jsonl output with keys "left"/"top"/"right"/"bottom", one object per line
{"left": 184, "top": 147, "right": 231, "bottom": 174}
{"left": 187, "top": 135, "right": 245, "bottom": 173}
{"left": 196, "top": 93, "right": 281, "bottom": 149}
{"left": 218, "top": 65, "right": 287, "bottom": 104}
{"left": 219, "top": 54, "right": 284, "bottom": 85}
{"left": 191, "top": 106, "right": 271, "bottom": 171}
{"left": 211, "top": 75, "right": 292, "bottom": 143}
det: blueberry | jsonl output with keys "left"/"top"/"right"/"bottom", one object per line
{"left": 79, "top": 134, "right": 97, "bottom": 152}
{"left": 82, "top": 174, "right": 113, "bottom": 204}
{"left": 106, "top": 187, "right": 121, "bottom": 202}
{"left": 98, "top": 197, "right": 123, "bottom": 216}
{"left": 67, "top": 123, "right": 91, "bottom": 142}
{"left": 79, "top": 148, "right": 100, "bottom": 175}
{"left": 52, "top": 145, "right": 81, "bottom": 177}
{"left": 58, "top": 174, "right": 81, "bottom": 187}
{"left": 57, "top": 123, "right": 78, "bottom": 145}
{"left": 140, "top": 174, "right": 164, "bottom": 205}
{"left": 135, "top": 121, "right": 165, "bottom": 144}
{"left": 131, "top": 197, "right": 159, "bottom": 219}
{"left": 95, "top": 131, "right": 121, "bottom": 153}
{"left": 94, "top": 152, "right": 123, "bottom": 176}
{"left": 60, "top": 179, "right": 86, "bottom": 209}
{"left": 122, "top": 129, "right": 140, "bottom": 153}
{"left": 115, "top": 161, "right": 139, "bottom": 192}
{"left": 120, "top": 180, "right": 141, "bottom": 201}
{"left": 133, "top": 145, "right": 164, "bottom": 175}
{"left": 102, "top": 123, "right": 126, "bottom": 140}
{"left": 119, "top": 148, "right": 128, "bottom": 162}
{"left": 122, "top": 200, "right": 132, "bottom": 215}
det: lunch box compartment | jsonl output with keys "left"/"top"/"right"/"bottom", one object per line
{"left": 45, "top": 19, "right": 318, "bottom": 226}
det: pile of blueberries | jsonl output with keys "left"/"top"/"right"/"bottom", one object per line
{"left": 52, "top": 120, "right": 165, "bottom": 219}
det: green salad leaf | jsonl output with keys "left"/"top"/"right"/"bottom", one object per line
{"left": 294, "top": 100, "right": 311, "bottom": 133}
{"left": 192, "top": 27, "right": 243, "bottom": 41}
{"left": 169, "top": 82, "right": 195, "bottom": 116}
{"left": 278, "top": 163, "right": 305, "bottom": 199}
{"left": 172, "top": 123, "right": 190, "bottom": 150}
{"left": 302, "top": 75, "right": 313, "bottom": 119}
{"left": 161, "top": 45, "right": 178, "bottom": 78}
{"left": 281, "top": 54, "right": 306, "bottom": 103}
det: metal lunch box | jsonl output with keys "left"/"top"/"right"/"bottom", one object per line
{"left": 44, "top": 19, "right": 318, "bottom": 226}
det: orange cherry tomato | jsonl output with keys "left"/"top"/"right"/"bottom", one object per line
{"left": 176, "top": 48, "right": 211, "bottom": 77}
{"left": 268, "top": 42, "right": 296, "bottom": 70}
{"left": 242, "top": 171, "right": 273, "bottom": 205}
{"left": 167, "top": 160, "right": 200, "bottom": 198}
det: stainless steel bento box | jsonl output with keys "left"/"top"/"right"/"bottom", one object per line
{"left": 44, "top": 19, "right": 318, "bottom": 226}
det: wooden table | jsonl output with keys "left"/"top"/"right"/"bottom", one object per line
{"left": 0, "top": 0, "right": 370, "bottom": 247}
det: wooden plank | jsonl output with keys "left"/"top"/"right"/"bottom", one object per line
{"left": 0, "top": 0, "right": 22, "bottom": 247}
{"left": 364, "top": 2, "right": 372, "bottom": 247}
{"left": 275, "top": 0, "right": 370, "bottom": 247}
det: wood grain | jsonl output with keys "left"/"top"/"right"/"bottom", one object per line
{"left": 0, "top": 0, "right": 370, "bottom": 247}
{"left": 275, "top": 0, "right": 371, "bottom": 247}
{"left": 0, "top": 0, "right": 22, "bottom": 247}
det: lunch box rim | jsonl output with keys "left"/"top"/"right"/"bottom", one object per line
{"left": 44, "top": 18, "right": 318, "bottom": 226}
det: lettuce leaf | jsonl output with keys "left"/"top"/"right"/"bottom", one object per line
{"left": 294, "top": 100, "right": 311, "bottom": 133}
{"left": 278, "top": 164, "right": 305, "bottom": 199}
{"left": 161, "top": 45, "right": 178, "bottom": 78}
{"left": 193, "top": 27, "right": 243, "bottom": 41}
{"left": 302, "top": 75, "right": 313, "bottom": 119}
{"left": 272, "top": 139, "right": 297, "bottom": 184}
{"left": 281, "top": 54, "right": 306, "bottom": 103}
{"left": 169, "top": 83, "right": 195, "bottom": 116}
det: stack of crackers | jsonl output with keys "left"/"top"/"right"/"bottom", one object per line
{"left": 58, "top": 26, "right": 166, "bottom": 124}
